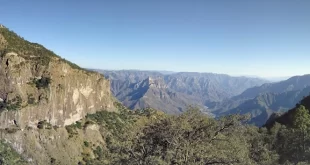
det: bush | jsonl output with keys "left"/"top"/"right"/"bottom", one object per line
{"left": 4, "top": 127, "right": 19, "bottom": 134}
{"left": 86, "top": 111, "right": 126, "bottom": 135}
{"left": 0, "top": 96, "right": 22, "bottom": 111}
{"left": 50, "top": 158, "right": 56, "bottom": 164}
{"left": 0, "top": 140, "right": 27, "bottom": 165}
{"left": 37, "top": 120, "right": 52, "bottom": 129}
{"left": 65, "top": 121, "right": 83, "bottom": 138}
{"left": 84, "top": 141, "right": 90, "bottom": 147}
{"left": 75, "top": 121, "right": 82, "bottom": 129}
{"left": 84, "top": 120, "right": 95, "bottom": 128}
{"left": 34, "top": 77, "right": 51, "bottom": 89}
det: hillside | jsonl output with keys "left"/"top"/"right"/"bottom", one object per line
{"left": 265, "top": 94, "right": 310, "bottom": 128}
{"left": 220, "top": 86, "right": 310, "bottom": 126}
{"left": 211, "top": 75, "right": 310, "bottom": 125}
{"left": 0, "top": 25, "right": 117, "bottom": 164}
{"left": 114, "top": 76, "right": 208, "bottom": 114}
{"left": 0, "top": 26, "right": 115, "bottom": 128}
{"left": 236, "top": 74, "right": 310, "bottom": 99}
{"left": 98, "top": 70, "right": 268, "bottom": 114}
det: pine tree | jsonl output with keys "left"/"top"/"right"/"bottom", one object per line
{"left": 292, "top": 105, "right": 310, "bottom": 162}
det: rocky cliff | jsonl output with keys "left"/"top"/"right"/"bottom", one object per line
{"left": 0, "top": 25, "right": 115, "bottom": 129}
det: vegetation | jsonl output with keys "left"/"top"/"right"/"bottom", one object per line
{"left": 0, "top": 26, "right": 95, "bottom": 73}
{"left": 4, "top": 127, "right": 20, "bottom": 134}
{"left": 37, "top": 120, "right": 53, "bottom": 129}
{"left": 1, "top": 98, "right": 310, "bottom": 165}
{"left": 0, "top": 27, "right": 56, "bottom": 66}
{"left": 76, "top": 97, "right": 310, "bottom": 165}
{"left": 65, "top": 121, "right": 83, "bottom": 138}
{"left": 0, "top": 140, "right": 27, "bottom": 165}
{"left": 6, "top": 96, "right": 22, "bottom": 111}
{"left": 0, "top": 96, "right": 22, "bottom": 111}
{"left": 1, "top": 99, "right": 310, "bottom": 164}
{"left": 34, "top": 77, "right": 51, "bottom": 89}
{"left": 84, "top": 141, "right": 90, "bottom": 147}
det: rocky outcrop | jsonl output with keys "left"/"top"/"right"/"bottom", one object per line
{"left": 0, "top": 27, "right": 115, "bottom": 129}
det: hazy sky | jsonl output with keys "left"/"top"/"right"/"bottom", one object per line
{"left": 0, "top": 0, "right": 310, "bottom": 78}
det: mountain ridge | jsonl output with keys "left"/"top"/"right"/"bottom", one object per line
{"left": 236, "top": 74, "right": 310, "bottom": 99}
{"left": 215, "top": 75, "right": 310, "bottom": 125}
{"left": 97, "top": 70, "right": 268, "bottom": 114}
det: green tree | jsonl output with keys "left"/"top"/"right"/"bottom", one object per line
{"left": 293, "top": 105, "right": 310, "bottom": 132}
{"left": 292, "top": 105, "right": 310, "bottom": 162}
{"left": 126, "top": 107, "right": 258, "bottom": 165}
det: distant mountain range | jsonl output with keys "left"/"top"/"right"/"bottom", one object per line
{"left": 93, "top": 69, "right": 310, "bottom": 126}
{"left": 213, "top": 74, "right": 310, "bottom": 125}
{"left": 94, "top": 69, "right": 268, "bottom": 114}
{"left": 235, "top": 75, "right": 310, "bottom": 99}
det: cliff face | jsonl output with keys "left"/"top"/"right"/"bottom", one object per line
{"left": 0, "top": 26, "right": 115, "bottom": 129}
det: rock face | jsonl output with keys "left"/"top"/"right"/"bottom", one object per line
{"left": 0, "top": 125, "right": 105, "bottom": 165}
{"left": 0, "top": 26, "right": 115, "bottom": 129}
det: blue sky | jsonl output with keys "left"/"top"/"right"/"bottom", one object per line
{"left": 0, "top": 0, "right": 310, "bottom": 78}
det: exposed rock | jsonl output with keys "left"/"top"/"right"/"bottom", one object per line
{"left": 0, "top": 26, "right": 115, "bottom": 129}
{"left": 1, "top": 125, "right": 105, "bottom": 165}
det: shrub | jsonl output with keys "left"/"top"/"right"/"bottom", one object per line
{"left": 0, "top": 140, "right": 27, "bottom": 164}
{"left": 4, "top": 128, "right": 19, "bottom": 134}
{"left": 2, "top": 96, "right": 22, "bottom": 111}
{"left": 75, "top": 121, "right": 82, "bottom": 129}
{"left": 37, "top": 120, "right": 52, "bottom": 129}
{"left": 84, "top": 141, "right": 90, "bottom": 147}
{"left": 50, "top": 158, "right": 56, "bottom": 164}
{"left": 65, "top": 121, "right": 83, "bottom": 138}
{"left": 34, "top": 77, "right": 51, "bottom": 89}
{"left": 0, "top": 27, "right": 95, "bottom": 73}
